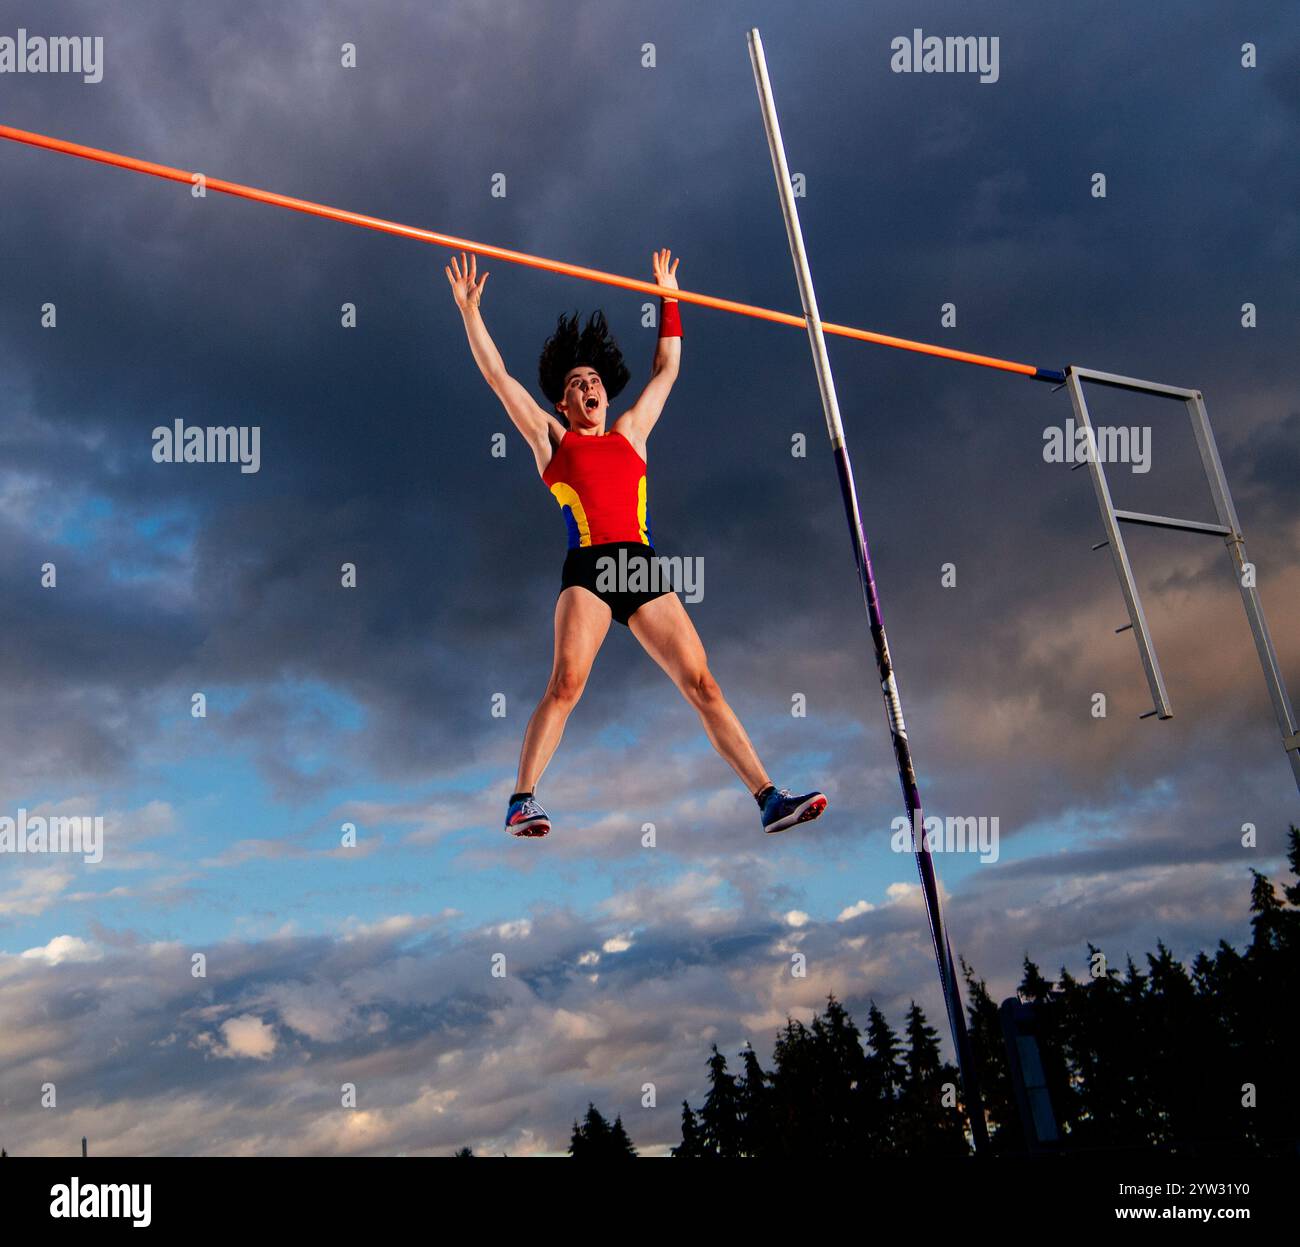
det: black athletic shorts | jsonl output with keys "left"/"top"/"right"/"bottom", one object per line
{"left": 559, "top": 541, "right": 675, "bottom": 627}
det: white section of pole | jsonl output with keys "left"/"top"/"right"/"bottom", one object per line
{"left": 746, "top": 28, "right": 847, "bottom": 452}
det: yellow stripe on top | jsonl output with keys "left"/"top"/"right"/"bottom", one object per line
{"left": 548, "top": 481, "right": 592, "bottom": 547}
{"left": 636, "top": 475, "right": 649, "bottom": 544}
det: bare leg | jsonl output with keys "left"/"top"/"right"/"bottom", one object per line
{"left": 515, "top": 586, "right": 612, "bottom": 791}
{"left": 628, "top": 592, "right": 771, "bottom": 795}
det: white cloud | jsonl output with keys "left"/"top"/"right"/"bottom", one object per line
{"left": 492, "top": 919, "right": 532, "bottom": 940}
{"left": 0, "top": 868, "right": 72, "bottom": 919}
{"left": 212, "top": 1015, "right": 278, "bottom": 1061}
{"left": 340, "top": 914, "right": 435, "bottom": 942}
{"left": 599, "top": 870, "right": 737, "bottom": 931}
{"left": 837, "top": 900, "right": 875, "bottom": 921}
{"left": 19, "top": 934, "right": 101, "bottom": 965}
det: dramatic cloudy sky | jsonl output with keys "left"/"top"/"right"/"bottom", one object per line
{"left": 1, "top": 0, "right": 1296, "bottom": 1156}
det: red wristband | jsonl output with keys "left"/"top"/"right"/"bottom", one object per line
{"left": 659, "top": 298, "right": 682, "bottom": 339}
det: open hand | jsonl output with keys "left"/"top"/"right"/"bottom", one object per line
{"left": 652, "top": 248, "right": 680, "bottom": 300}
{"left": 445, "top": 251, "right": 489, "bottom": 312}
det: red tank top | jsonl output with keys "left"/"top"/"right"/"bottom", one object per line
{"left": 541, "top": 429, "right": 653, "bottom": 549}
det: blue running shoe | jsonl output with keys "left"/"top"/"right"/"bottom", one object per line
{"left": 505, "top": 795, "right": 550, "bottom": 837}
{"left": 761, "top": 786, "right": 827, "bottom": 835}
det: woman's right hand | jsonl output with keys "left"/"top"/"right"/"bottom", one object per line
{"left": 445, "top": 251, "right": 489, "bottom": 313}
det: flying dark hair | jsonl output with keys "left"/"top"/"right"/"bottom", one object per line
{"left": 537, "top": 310, "right": 631, "bottom": 410}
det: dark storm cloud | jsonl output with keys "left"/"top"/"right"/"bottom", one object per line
{"left": 3, "top": 0, "right": 1295, "bottom": 819}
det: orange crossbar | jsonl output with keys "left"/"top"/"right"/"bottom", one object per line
{"left": 0, "top": 123, "right": 1049, "bottom": 379}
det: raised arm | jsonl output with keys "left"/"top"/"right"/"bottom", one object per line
{"left": 446, "top": 252, "right": 561, "bottom": 457}
{"left": 615, "top": 249, "right": 681, "bottom": 445}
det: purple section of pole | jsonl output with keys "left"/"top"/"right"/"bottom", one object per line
{"left": 830, "top": 445, "right": 988, "bottom": 1151}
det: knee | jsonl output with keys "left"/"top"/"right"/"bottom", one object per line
{"left": 683, "top": 666, "right": 722, "bottom": 706}
{"left": 547, "top": 667, "right": 586, "bottom": 705}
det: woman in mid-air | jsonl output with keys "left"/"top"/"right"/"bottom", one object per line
{"left": 447, "top": 248, "right": 827, "bottom": 839}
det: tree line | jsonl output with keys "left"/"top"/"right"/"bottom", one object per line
{"left": 504, "top": 825, "right": 1299, "bottom": 1158}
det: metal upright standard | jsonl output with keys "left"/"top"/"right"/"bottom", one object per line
{"left": 746, "top": 28, "right": 989, "bottom": 1152}
{"left": 1066, "top": 367, "right": 1300, "bottom": 790}
{"left": 999, "top": 999, "right": 1060, "bottom": 1154}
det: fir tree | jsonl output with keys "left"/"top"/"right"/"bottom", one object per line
{"left": 896, "top": 1001, "right": 968, "bottom": 1155}
{"left": 671, "top": 1102, "right": 706, "bottom": 1158}
{"left": 809, "top": 995, "right": 870, "bottom": 1155}
{"left": 698, "top": 1044, "right": 743, "bottom": 1157}
{"left": 961, "top": 960, "right": 1018, "bottom": 1153}
{"left": 569, "top": 1103, "right": 613, "bottom": 1157}
{"left": 736, "top": 1043, "right": 776, "bottom": 1157}
{"left": 607, "top": 1115, "right": 638, "bottom": 1157}
{"left": 860, "top": 1002, "right": 905, "bottom": 1155}
{"left": 769, "top": 1016, "right": 820, "bottom": 1157}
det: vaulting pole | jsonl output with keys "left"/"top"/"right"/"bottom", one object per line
{"left": 0, "top": 121, "right": 1063, "bottom": 384}
{"left": 746, "top": 28, "right": 989, "bottom": 1153}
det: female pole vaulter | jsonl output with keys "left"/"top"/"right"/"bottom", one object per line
{"left": 447, "top": 249, "right": 827, "bottom": 839}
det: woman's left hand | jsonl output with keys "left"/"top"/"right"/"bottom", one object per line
{"left": 652, "top": 248, "right": 680, "bottom": 300}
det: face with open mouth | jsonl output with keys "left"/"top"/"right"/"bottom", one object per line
{"left": 561, "top": 366, "right": 607, "bottom": 428}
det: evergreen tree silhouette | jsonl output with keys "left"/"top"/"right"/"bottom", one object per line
{"left": 1239, "top": 844, "right": 1299, "bottom": 1148}
{"left": 736, "top": 1043, "right": 776, "bottom": 1157}
{"left": 961, "top": 960, "right": 1020, "bottom": 1152}
{"left": 452, "top": 1146, "right": 474, "bottom": 1157}
{"left": 607, "top": 1115, "right": 638, "bottom": 1157}
{"left": 850, "top": 1001, "right": 903, "bottom": 1155}
{"left": 698, "top": 1044, "right": 743, "bottom": 1157}
{"left": 1056, "top": 951, "right": 1126, "bottom": 1148}
{"left": 894, "top": 1001, "right": 968, "bottom": 1155}
{"left": 809, "top": 995, "right": 871, "bottom": 1155}
{"left": 569, "top": 1103, "right": 613, "bottom": 1157}
{"left": 1144, "top": 940, "right": 1228, "bottom": 1146}
{"left": 1122, "top": 955, "right": 1164, "bottom": 1145}
{"left": 1281, "top": 827, "right": 1300, "bottom": 913}
{"left": 566, "top": 1104, "right": 638, "bottom": 1157}
{"left": 671, "top": 1102, "right": 706, "bottom": 1158}
{"left": 768, "top": 1016, "right": 821, "bottom": 1156}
